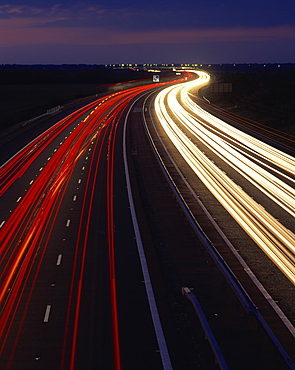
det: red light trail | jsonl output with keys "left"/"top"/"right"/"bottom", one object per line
{"left": 0, "top": 74, "right": 187, "bottom": 369}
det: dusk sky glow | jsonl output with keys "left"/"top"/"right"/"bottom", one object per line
{"left": 1, "top": 1, "right": 295, "bottom": 64}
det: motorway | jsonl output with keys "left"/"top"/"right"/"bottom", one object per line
{"left": 0, "top": 76, "right": 190, "bottom": 370}
{"left": 1, "top": 70, "right": 295, "bottom": 369}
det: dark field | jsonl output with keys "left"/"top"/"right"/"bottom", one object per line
{"left": 201, "top": 64, "right": 295, "bottom": 137}
{"left": 0, "top": 83, "right": 101, "bottom": 131}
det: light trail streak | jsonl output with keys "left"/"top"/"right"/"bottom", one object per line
{"left": 106, "top": 112, "right": 122, "bottom": 370}
{"left": 154, "top": 70, "right": 295, "bottom": 285}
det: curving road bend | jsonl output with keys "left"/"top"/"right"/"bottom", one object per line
{"left": 154, "top": 70, "right": 295, "bottom": 286}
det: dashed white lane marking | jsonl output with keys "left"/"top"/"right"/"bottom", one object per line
{"left": 29, "top": 180, "right": 34, "bottom": 185}
{"left": 73, "top": 195, "right": 77, "bottom": 201}
{"left": 56, "top": 254, "right": 62, "bottom": 265}
{"left": 43, "top": 305, "right": 51, "bottom": 322}
{"left": 0, "top": 221, "right": 5, "bottom": 228}
{"left": 66, "top": 219, "right": 71, "bottom": 227}
{"left": 16, "top": 197, "right": 22, "bottom": 203}
{"left": 82, "top": 166, "right": 85, "bottom": 171}
{"left": 78, "top": 179, "right": 81, "bottom": 184}
{"left": 39, "top": 167, "right": 43, "bottom": 171}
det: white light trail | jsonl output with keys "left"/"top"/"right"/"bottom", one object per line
{"left": 154, "top": 70, "right": 295, "bottom": 285}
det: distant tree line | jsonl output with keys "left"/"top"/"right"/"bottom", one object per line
{"left": 206, "top": 63, "right": 295, "bottom": 75}
{"left": 0, "top": 65, "right": 156, "bottom": 84}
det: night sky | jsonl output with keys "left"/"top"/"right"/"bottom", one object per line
{"left": 1, "top": 0, "right": 294, "bottom": 64}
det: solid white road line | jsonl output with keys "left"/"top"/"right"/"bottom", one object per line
{"left": 123, "top": 99, "right": 173, "bottom": 370}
